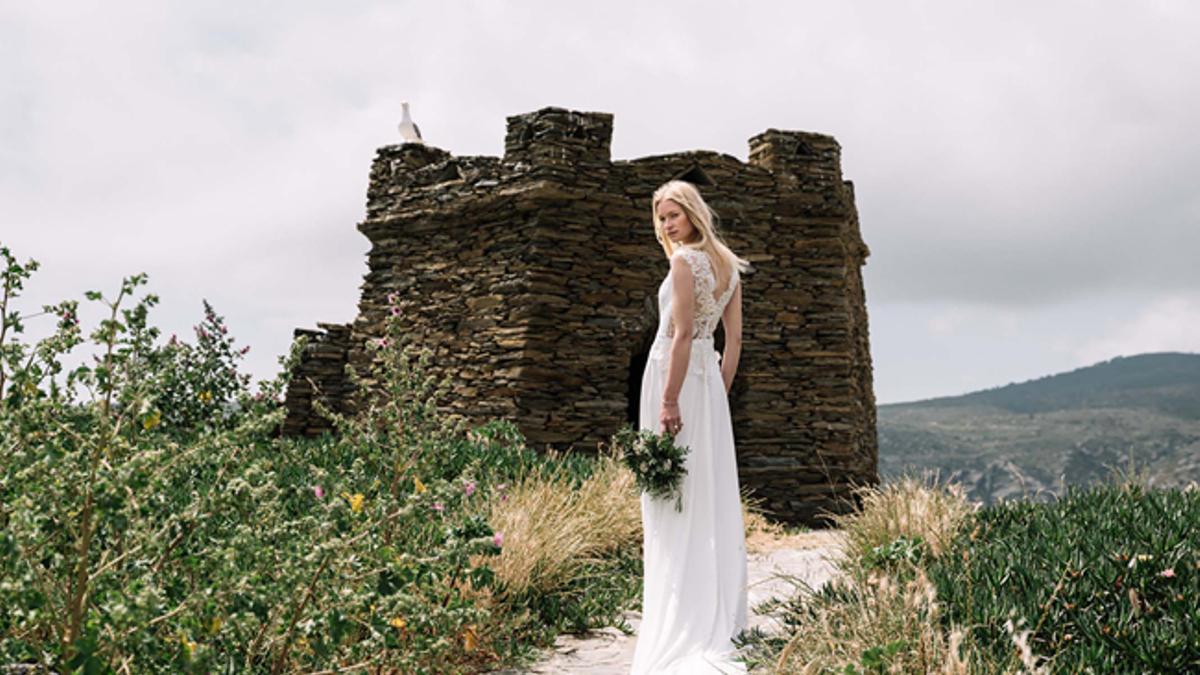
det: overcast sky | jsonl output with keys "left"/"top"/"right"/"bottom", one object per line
{"left": 3, "top": 1, "right": 1198, "bottom": 405}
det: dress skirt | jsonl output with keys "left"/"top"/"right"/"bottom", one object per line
{"left": 631, "top": 334, "right": 749, "bottom": 674}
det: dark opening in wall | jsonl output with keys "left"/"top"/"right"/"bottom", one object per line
{"left": 433, "top": 162, "right": 464, "bottom": 184}
{"left": 626, "top": 322, "right": 659, "bottom": 430}
{"left": 676, "top": 164, "right": 716, "bottom": 187}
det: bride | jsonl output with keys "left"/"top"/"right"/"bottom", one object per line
{"left": 631, "top": 180, "right": 752, "bottom": 674}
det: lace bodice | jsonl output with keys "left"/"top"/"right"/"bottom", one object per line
{"left": 657, "top": 246, "right": 739, "bottom": 340}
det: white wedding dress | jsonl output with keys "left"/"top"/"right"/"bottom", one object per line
{"left": 631, "top": 246, "right": 749, "bottom": 674}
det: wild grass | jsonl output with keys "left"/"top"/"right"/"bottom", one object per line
{"left": 475, "top": 448, "right": 642, "bottom": 599}
{"left": 833, "top": 470, "right": 980, "bottom": 564}
{"left": 742, "top": 470, "right": 984, "bottom": 674}
{"left": 773, "top": 567, "right": 977, "bottom": 674}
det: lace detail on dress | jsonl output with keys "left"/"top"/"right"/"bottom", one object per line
{"left": 666, "top": 247, "right": 739, "bottom": 340}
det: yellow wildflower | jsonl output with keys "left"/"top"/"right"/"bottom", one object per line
{"left": 198, "top": 390, "right": 214, "bottom": 403}
{"left": 389, "top": 616, "right": 407, "bottom": 629}
{"left": 209, "top": 616, "right": 222, "bottom": 634}
{"left": 462, "top": 624, "right": 478, "bottom": 651}
{"left": 180, "top": 635, "right": 197, "bottom": 659}
{"left": 413, "top": 476, "right": 427, "bottom": 493}
{"left": 143, "top": 410, "right": 162, "bottom": 430}
{"left": 341, "top": 492, "right": 365, "bottom": 513}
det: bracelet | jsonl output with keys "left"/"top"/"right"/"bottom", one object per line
{"left": 662, "top": 398, "right": 678, "bottom": 406}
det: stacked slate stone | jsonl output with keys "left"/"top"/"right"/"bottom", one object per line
{"left": 280, "top": 322, "right": 355, "bottom": 437}
{"left": 282, "top": 105, "right": 878, "bottom": 527}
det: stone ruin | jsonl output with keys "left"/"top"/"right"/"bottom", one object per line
{"left": 281, "top": 105, "right": 877, "bottom": 526}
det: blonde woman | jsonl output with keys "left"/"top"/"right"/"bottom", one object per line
{"left": 631, "top": 180, "right": 752, "bottom": 674}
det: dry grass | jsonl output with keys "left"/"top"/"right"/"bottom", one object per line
{"left": 772, "top": 565, "right": 974, "bottom": 674}
{"left": 741, "top": 488, "right": 849, "bottom": 554}
{"left": 473, "top": 450, "right": 642, "bottom": 598}
{"left": 477, "top": 451, "right": 828, "bottom": 595}
{"left": 828, "top": 469, "right": 981, "bottom": 564}
{"left": 743, "top": 494, "right": 790, "bottom": 553}
{"left": 762, "top": 472, "right": 1057, "bottom": 674}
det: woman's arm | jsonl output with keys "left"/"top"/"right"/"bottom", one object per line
{"left": 720, "top": 282, "right": 742, "bottom": 394}
{"left": 663, "top": 254, "right": 695, "bottom": 407}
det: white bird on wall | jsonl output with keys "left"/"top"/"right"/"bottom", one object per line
{"left": 398, "top": 101, "right": 423, "bottom": 144}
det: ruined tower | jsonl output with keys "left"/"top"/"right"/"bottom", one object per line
{"left": 282, "top": 105, "right": 877, "bottom": 526}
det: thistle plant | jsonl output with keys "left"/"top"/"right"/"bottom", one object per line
{"left": 0, "top": 245, "right": 644, "bottom": 673}
{"left": 144, "top": 299, "right": 255, "bottom": 438}
{"left": 1, "top": 257, "right": 170, "bottom": 669}
{"left": 0, "top": 248, "right": 502, "bottom": 672}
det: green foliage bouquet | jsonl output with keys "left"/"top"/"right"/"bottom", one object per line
{"left": 610, "top": 424, "right": 690, "bottom": 512}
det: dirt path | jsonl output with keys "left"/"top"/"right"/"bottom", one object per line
{"left": 489, "top": 529, "right": 848, "bottom": 674}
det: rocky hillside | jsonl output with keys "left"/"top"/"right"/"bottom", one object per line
{"left": 878, "top": 352, "right": 1200, "bottom": 505}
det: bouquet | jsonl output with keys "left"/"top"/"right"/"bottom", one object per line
{"left": 610, "top": 424, "right": 691, "bottom": 512}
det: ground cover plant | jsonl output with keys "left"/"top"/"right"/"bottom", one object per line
{"left": 741, "top": 467, "right": 1198, "bottom": 673}
{"left": 926, "top": 477, "right": 1198, "bottom": 672}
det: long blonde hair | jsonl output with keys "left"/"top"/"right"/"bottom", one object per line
{"left": 651, "top": 180, "right": 750, "bottom": 289}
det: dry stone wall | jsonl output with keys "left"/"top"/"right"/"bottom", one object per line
{"left": 281, "top": 106, "right": 878, "bottom": 526}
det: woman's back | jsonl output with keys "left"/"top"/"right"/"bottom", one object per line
{"left": 657, "top": 246, "right": 740, "bottom": 341}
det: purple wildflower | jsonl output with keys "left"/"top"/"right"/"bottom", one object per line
{"left": 432, "top": 501, "right": 445, "bottom": 513}
{"left": 464, "top": 480, "right": 476, "bottom": 496}
{"left": 493, "top": 531, "right": 504, "bottom": 548}
{"left": 313, "top": 485, "right": 325, "bottom": 499}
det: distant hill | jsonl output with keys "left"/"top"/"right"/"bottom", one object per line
{"left": 878, "top": 352, "right": 1200, "bottom": 506}
{"left": 897, "top": 352, "right": 1200, "bottom": 419}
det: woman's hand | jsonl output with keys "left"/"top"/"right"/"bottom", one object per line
{"left": 660, "top": 398, "right": 682, "bottom": 435}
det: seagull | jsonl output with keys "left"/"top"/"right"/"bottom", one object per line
{"left": 398, "top": 101, "right": 423, "bottom": 144}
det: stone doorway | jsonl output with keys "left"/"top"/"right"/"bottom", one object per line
{"left": 625, "top": 305, "right": 661, "bottom": 430}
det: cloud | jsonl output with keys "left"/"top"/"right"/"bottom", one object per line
{"left": 2, "top": 0, "right": 1198, "bottom": 401}
{"left": 1071, "top": 294, "right": 1200, "bottom": 365}
{"left": 926, "top": 305, "right": 1020, "bottom": 338}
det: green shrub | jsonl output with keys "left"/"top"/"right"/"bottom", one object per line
{"left": 0, "top": 245, "right": 640, "bottom": 673}
{"left": 926, "top": 481, "right": 1200, "bottom": 672}
{"left": 862, "top": 534, "right": 928, "bottom": 577}
{"left": 143, "top": 299, "right": 255, "bottom": 440}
